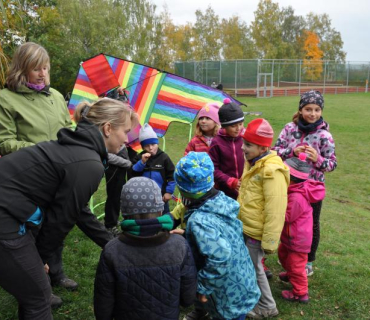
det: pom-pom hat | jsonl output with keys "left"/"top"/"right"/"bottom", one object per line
{"left": 285, "top": 153, "right": 310, "bottom": 180}
{"left": 120, "top": 177, "right": 164, "bottom": 215}
{"left": 197, "top": 103, "right": 220, "bottom": 125}
{"left": 218, "top": 98, "right": 244, "bottom": 127}
{"left": 139, "top": 123, "right": 158, "bottom": 147}
{"left": 174, "top": 152, "right": 214, "bottom": 195}
{"left": 243, "top": 118, "right": 274, "bottom": 147}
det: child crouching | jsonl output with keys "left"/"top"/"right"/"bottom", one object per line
{"left": 278, "top": 153, "right": 325, "bottom": 303}
{"left": 94, "top": 177, "right": 197, "bottom": 320}
{"left": 174, "top": 152, "right": 260, "bottom": 320}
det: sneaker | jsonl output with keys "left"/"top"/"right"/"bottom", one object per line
{"left": 306, "top": 263, "right": 314, "bottom": 277}
{"left": 183, "top": 309, "right": 210, "bottom": 320}
{"left": 50, "top": 293, "right": 63, "bottom": 309}
{"left": 282, "top": 290, "right": 309, "bottom": 304}
{"left": 246, "top": 305, "right": 279, "bottom": 319}
{"left": 53, "top": 277, "right": 78, "bottom": 291}
{"left": 261, "top": 257, "right": 273, "bottom": 279}
{"left": 278, "top": 272, "right": 289, "bottom": 282}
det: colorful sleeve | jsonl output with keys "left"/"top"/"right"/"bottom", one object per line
{"left": 272, "top": 124, "right": 294, "bottom": 160}
{"left": 314, "top": 132, "right": 337, "bottom": 173}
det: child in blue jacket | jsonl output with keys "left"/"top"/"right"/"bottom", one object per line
{"left": 174, "top": 152, "right": 260, "bottom": 320}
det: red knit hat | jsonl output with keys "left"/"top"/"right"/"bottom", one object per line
{"left": 243, "top": 118, "right": 274, "bottom": 147}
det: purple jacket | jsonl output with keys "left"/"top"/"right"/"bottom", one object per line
{"left": 208, "top": 129, "right": 244, "bottom": 200}
{"left": 280, "top": 180, "right": 325, "bottom": 253}
{"left": 272, "top": 121, "right": 337, "bottom": 182}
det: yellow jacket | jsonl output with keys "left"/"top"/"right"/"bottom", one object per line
{"left": 237, "top": 151, "right": 289, "bottom": 253}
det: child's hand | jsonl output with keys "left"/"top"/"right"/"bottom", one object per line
{"left": 293, "top": 146, "right": 306, "bottom": 156}
{"left": 163, "top": 193, "right": 172, "bottom": 202}
{"left": 304, "top": 146, "right": 318, "bottom": 162}
{"left": 197, "top": 293, "right": 208, "bottom": 303}
{"left": 141, "top": 153, "right": 151, "bottom": 163}
{"left": 235, "top": 179, "right": 241, "bottom": 191}
{"left": 170, "top": 228, "right": 185, "bottom": 235}
{"left": 44, "top": 264, "right": 49, "bottom": 274}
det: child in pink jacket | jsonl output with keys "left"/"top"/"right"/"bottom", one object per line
{"left": 278, "top": 153, "right": 325, "bottom": 303}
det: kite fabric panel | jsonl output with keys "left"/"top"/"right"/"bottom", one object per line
{"left": 68, "top": 54, "right": 244, "bottom": 147}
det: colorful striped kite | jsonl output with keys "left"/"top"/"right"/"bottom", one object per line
{"left": 68, "top": 54, "right": 245, "bottom": 148}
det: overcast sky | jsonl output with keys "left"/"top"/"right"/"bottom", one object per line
{"left": 151, "top": 0, "right": 370, "bottom": 62}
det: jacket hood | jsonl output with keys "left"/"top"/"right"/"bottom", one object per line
{"left": 288, "top": 179, "right": 325, "bottom": 203}
{"left": 252, "top": 151, "right": 290, "bottom": 185}
{"left": 57, "top": 119, "right": 108, "bottom": 166}
{"left": 185, "top": 191, "right": 239, "bottom": 222}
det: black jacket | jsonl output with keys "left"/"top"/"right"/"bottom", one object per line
{"left": 0, "top": 119, "right": 107, "bottom": 260}
{"left": 94, "top": 232, "right": 197, "bottom": 320}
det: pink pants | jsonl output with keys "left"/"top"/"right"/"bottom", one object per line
{"left": 278, "top": 243, "right": 308, "bottom": 296}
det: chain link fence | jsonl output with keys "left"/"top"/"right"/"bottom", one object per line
{"left": 175, "top": 59, "right": 370, "bottom": 98}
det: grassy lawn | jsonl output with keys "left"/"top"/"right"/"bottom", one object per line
{"left": 1, "top": 93, "right": 370, "bottom": 319}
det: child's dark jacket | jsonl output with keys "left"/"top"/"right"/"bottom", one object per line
{"left": 132, "top": 149, "right": 175, "bottom": 195}
{"left": 94, "top": 232, "right": 197, "bottom": 320}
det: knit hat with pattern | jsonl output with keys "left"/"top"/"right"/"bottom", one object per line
{"left": 120, "top": 177, "right": 164, "bottom": 215}
{"left": 299, "top": 90, "right": 324, "bottom": 110}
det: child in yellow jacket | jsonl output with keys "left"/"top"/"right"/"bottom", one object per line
{"left": 237, "top": 118, "right": 289, "bottom": 319}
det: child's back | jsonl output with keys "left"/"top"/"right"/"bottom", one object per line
{"left": 94, "top": 177, "right": 197, "bottom": 320}
{"left": 174, "top": 152, "right": 260, "bottom": 320}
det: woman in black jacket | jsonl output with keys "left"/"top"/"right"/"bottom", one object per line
{"left": 0, "top": 98, "right": 137, "bottom": 320}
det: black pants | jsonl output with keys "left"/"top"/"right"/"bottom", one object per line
{"left": 104, "top": 165, "right": 127, "bottom": 228}
{"left": 38, "top": 206, "right": 113, "bottom": 283}
{"left": 0, "top": 232, "right": 52, "bottom": 320}
{"left": 308, "top": 200, "right": 323, "bottom": 262}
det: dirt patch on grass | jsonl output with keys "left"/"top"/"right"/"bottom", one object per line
{"left": 333, "top": 197, "right": 370, "bottom": 211}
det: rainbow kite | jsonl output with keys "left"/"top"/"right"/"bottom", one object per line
{"left": 68, "top": 54, "right": 244, "bottom": 148}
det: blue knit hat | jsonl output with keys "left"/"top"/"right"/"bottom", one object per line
{"left": 139, "top": 123, "right": 159, "bottom": 147}
{"left": 174, "top": 152, "right": 214, "bottom": 195}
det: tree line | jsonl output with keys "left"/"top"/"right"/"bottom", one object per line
{"left": 0, "top": 0, "right": 346, "bottom": 95}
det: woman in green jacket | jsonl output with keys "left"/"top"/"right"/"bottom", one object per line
{"left": 0, "top": 42, "right": 72, "bottom": 155}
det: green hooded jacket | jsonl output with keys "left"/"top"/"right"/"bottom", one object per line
{"left": 0, "top": 85, "right": 72, "bottom": 155}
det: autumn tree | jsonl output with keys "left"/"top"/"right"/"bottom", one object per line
{"left": 303, "top": 31, "right": 323, "bottom": 80}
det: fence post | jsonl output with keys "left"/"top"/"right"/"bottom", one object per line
{"left": 298, "top": 60, "right": 302, "bottom": 96}
{"left": 219, "top": 61, "right": 222, "bottom": 84}
{"left": 346, "top": 62, "right": 349, "bottom": 93}
{"left": 256, "top": 59, "right": 260, "bottom": 98}
{"left": 323, "top": 60, "right": 327, "bottom": 94}
{"left": 235, "top": 60, "right": 238, "bottom": 97}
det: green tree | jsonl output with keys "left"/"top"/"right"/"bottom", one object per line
{"left": 221, "top": 16, "right": 256, "bottom": 59}
{"left": 250, "top": 0, "right": 285, "bottom": 59}
{"left": 192, "top": 6, "right": 221, "bottom": 60}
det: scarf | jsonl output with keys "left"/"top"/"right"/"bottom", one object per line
{"left": 26, "top": 82, "right": 46, "bottom": 91}
{"left": 120, "top": 214, "right": 173, "bottom": 236}
{"left": 298, "top": 117, "right": 324, "bottom": 133}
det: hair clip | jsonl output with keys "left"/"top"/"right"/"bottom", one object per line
{"left": 81, "top": 104, "right": 91, "bottom": 118}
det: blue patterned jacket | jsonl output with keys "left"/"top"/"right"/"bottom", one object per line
{"left": 185, "top": 191, "right": 260, "bottom": 319}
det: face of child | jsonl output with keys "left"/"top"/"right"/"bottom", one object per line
{"left": 28, "top": 65, "right": 48, "bottom": 85}
{"left": 242, "top": 140, "right": 266, "bottom": 161}
{"left": 299, "top": 104, "right": 322, "bottom": 124}
{"left": 198, "top": 116, "right": 216, "bottom": 135}
{"left": 143, "top": 143, "right": 158, "bottom": 156}
{"left": 104, "top": 121, "right": 131, "bottom": 154}
{"left": 224, "top": 121, "right": 244, "bottom": 138}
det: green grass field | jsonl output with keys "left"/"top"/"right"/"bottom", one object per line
{"left": 1, "top": 93, "right": 370, "bottom": 319}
